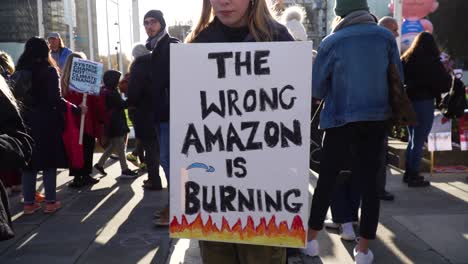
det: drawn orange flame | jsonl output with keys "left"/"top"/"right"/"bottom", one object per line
{"left": 170, "top": 213, "right": 306, "bottom": 247}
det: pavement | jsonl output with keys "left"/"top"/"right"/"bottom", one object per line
{"left": 1, "top": 152, "right": 467, "bottom": 264}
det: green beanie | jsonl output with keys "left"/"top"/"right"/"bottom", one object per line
{"left": 334, "top": 0, "right": 369, "bottom": 17}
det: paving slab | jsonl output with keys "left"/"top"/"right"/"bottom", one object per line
{"left": 1, "top": 153, "right": 171, "bottom": 264}
{"left": 167, "top": 167, "right": 468, "bottom": 264}
{"left": 78, "top": 229, "right": 170, "bottom": 264}
{"left": 393, "top": 214, "right": 468, "bottom": 264}
{"left": 0, "top": 224, "right": 37, "bottom": 255}
{"left": 0, "top": 214, "right": 111, "bottom": 263}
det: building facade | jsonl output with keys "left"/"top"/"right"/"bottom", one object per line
{"left": 74, "top": 0, "right": 99, "bottom": 61}
{"left": 0, "top": 0, "right": 98, "bottom": 63}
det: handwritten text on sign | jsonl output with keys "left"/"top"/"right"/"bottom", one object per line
{"left": 170, "top": 42, "right": 312, "bottom": 248}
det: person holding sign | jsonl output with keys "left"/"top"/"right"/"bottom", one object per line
{"left": 61, "top": 52, "right": 104, "bottom": 188}
{"left": 185, "top": 0, "right": 294, "bottom": 263}
{"left": 306, "top": 1, "right": 403, "bottom": 263}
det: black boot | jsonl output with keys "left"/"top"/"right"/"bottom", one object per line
{"left": 403, "top": 169, "right": 424, "bottom": 183}
{"left": 69, "top": 175, "right": 84, "bottom": 188}
{"left": 83, "top": 175, "right": 99, "bottom": 185}
{"left": 407, "top": 171, "right": 430, "bottom": 188}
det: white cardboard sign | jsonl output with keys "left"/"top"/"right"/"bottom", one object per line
{"left": 428, "top": 112, "right": 452, "bottom": 151}
{"left": 69, "top": 57, "right": 103, "bottom": 95}
{"left": 169, "top": 42, "right": 312, "bottom": 248}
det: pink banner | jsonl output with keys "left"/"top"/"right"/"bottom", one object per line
{"left": 459, "top": 111, "right": 468, "bottom": 151}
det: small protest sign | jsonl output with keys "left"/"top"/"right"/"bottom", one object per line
{"left": 169, "top": 42, "right": 312, "bottom": 248}
{"left": 428, "top": 112, "right": 452, "bottom": 151}
{"left": 459, "top": 111, "right": 468, "bottom": 151}
{"left": 69, "top": 57, "right": 103, "bottom": 95}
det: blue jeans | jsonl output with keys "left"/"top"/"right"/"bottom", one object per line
{"left": 159, "top": 122, "right": 170, "bottom": 185}
{"left": 22, "top": 168, "right": 57, "bottom": 204}
{"left": 406, "top": 100, "right": 435, "bottom": 173}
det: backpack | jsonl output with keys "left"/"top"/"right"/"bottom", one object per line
{"left": 439, "top": 77, "right": 468, "bottom": 119}
{"left": 10, "top": 70, "right": 33, "bottom": 105}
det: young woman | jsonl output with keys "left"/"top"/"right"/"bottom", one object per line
{"left": 401, "top": 32, "right": 452, "bottom": 187}
{"left": 0, "top": 75, "right": 32, "bottom": 239}
{"left": 0, "top": 51, "right": 23, "bottom": 194}
{"left": 186, "top": 0, "right": 293, "bottom": 263}
{"left": 16, "top": 37, "right": 86, "bottom": 214}
{"left": 61, "top": 52, "right": 104, "bottom": 188}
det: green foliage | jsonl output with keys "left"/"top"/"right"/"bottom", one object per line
{"left": 390, "top": 124, "right": 408, "bottom": 142}
{"left": 125, "top": 109, "right": 132, "bottom": 128}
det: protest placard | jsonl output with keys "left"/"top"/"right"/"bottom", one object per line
{"left": 69, "top": 57, "right": 103, "bottom": 95}
{"left": 459, "top": 111, "right": 468, "bottom": 151}
{"left": 169, "top": 42, "right": 312, "bottom": 248}
{"left": 69, "top": 58, "right": 103, "bottom": 144}
{"left": 428, "top": 112, "right": 452, "bottom": 151}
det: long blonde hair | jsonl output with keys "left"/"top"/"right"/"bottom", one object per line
{"left": 0, "top": 75, "right": 19, "bottom": 113}
{"left": 186, "top": 0, "right": 278, "bottom": 43}
{"left": 0, "top": 51, "right": 15, "bottom": 75}
{"left": 61, "top": 52, "right": 87, "bottom": 96}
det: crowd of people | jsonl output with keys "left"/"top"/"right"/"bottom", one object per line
{"left": 0, "top": 0, "right": 466, "bottom": 263}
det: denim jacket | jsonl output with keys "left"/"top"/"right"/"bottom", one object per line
{"left": 312, "top": 24, "right": 403, "bottom": 129}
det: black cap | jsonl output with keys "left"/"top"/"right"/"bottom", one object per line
{"left": 144, "top": 10, "right": 166, "bottom": 30}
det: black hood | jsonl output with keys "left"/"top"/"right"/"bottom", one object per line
{"left": 103, "top": 70, "right": 121, "bottom": 89}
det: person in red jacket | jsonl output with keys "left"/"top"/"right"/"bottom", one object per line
{"left": 61, "top": 52, "right": 105, "bottom": 188}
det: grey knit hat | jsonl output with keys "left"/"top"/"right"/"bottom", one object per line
{"left": 144, "top": 10, "right": 166, "bottom": 30}
{"left": 132, "top": 43, "right": 150, "bottom": 58}
{"left": 334, "top": 0, "right": 369, "bottom": 17}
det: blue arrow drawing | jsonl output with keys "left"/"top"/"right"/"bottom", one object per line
{"left": 186, "top": 162, "right": 215, "bottom": 173}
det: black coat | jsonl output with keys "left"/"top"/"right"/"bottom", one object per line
{"left": 127, "top": 54, "right": 156, "bottom": 139}
{"left": 102, "top": 87, "right": 130, "bottom": 138}
{"left": 150, "top": 34, "right": 180, "bottom": 123}
{"left": 0, "top": 84, "right": 33, "bottom": 241}
{"left": 0, "top": 96, "right": 33, "bottom": 170}
{"left": 192, "top": 17, "right": 294, "bottom": 43}
{"left": 403, "top": 57, "right": 452, "bottom": 101}
{"left": 22, "top": 66, "right": 75, "bottom": 169}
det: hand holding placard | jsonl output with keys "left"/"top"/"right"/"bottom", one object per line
{"left": 69, "top": 58, "right": 103, "bottom": 145}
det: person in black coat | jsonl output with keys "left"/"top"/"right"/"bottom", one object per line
{"left": 401, "top": 32, "right": 452, "bottom": 187}
{"left": 0, "top": 75, "right": 33, "bottom": 240}
{"left": 142, "top": 10, "right": 180, "bottom": 195}
{"left": 127, "top": 48, "right": 161, "bottom": 189}
{"left": 94, "top": 70, "right": 137, "bottom": 178}
{"left": 15, "top": 37, "right": 85, "bottom": 214}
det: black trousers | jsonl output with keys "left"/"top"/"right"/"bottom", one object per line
{"left": 140, "top": 135, "right": 162, "bottom": 188}
{"left": 69, "top": 134, "right": 95, "bottom": 177}
{"left": 376, "top": 135, "right": 389, "bottom": 194}
{"left": 308, "top": 121, "right": 386, "bottom": 240}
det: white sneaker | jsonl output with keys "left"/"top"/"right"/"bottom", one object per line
{"left": 340, "top": 222, "right": 356, "bottom": 241}
{"left": 301, "top": 239, "right": 319, "bottom": 257}
{"left": 324, "top": 219, "right": 340, "bottom": 229}
{"left": 354, "top": 247, "right": 374, "bottom": 264}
